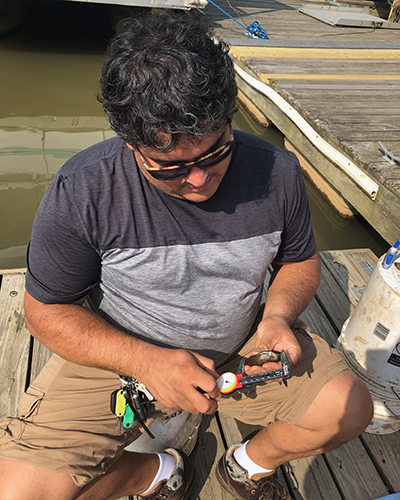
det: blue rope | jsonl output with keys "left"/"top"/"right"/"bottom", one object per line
{"left": 206, "top": 0, "right": 269, "bottom": 39}
{"left": 247, "top": 21, "right": 269, "bottom": 40}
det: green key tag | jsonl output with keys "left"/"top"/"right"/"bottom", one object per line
{"left": 123, "top": 403, "right": 135, "bottom": 429}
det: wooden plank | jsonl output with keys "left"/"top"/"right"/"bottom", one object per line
{"left": 230, "top": 47, "right": 400, "bottom": 60}
{"left": 244, "top": 58, "right": 400, "bottom": 75}
{"left": 318, "top": 115, "right": 400, "bottom": 127}
{"left": 207, "top": 6, "right": 400, "bottom": 44}
{"left": 316, "top": 256, "right": 356, "bottom": 334}
{"left": 218, "top": 412, "right": 249, "bottom": 444}
{"left": 0, "top": 273, "right": 31, "bottom": 418}
{"left": 30, "top": 339, "right": 52, "bottom": 384}
{"left": 299, "top": 297, "right": 338, "bottom": 347}
{"left": 319, "top": 249, "right": 377, "bottom": 310}
{"left": 360, "top": 432, "right": 400, "bottom": 493}
{"left": 283, "top": 455, "right": 342, "bottom": 500}
{"left": 325, "top": 440, "right": 389, "bottom": 499}
{"left": 0, "top": 268, "right": 27, "bottom": 275}
{"left": 271, "top": 87, "right": 400, "bottom": 103}
{"left": 264, "top": 74, "right": 400, "bottom": 82}
{"left": 238, "top": 89, "right": 270, "bottom": 126}
{"left": 191, "top": 414, "right": 232, "bottom": 500}
{"left": 286, "top": 139, "right": 357, "bottom": 218}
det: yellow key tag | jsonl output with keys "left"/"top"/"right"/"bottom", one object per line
{"left": 115, "top": 389, "right": 126, "bottom": 417}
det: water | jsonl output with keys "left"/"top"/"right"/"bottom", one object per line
{"left": 0, "top": 1, "right": 389, "bottom": 270}
{"left": 235, "top": 106, "right": 390, "bottom": 258}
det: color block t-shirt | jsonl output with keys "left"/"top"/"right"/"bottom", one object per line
{"left": 26, "top": 130, "right": 316, "bottom": 365}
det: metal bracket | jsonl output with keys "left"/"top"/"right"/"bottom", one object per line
{"left": 378, "top": 141, "right": 400, "bottom": 165}
{"left": 353, "top": 286, "right": 366, "bottom": 299}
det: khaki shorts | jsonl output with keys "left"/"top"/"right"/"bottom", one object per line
{"left": 0, "top": 319, "right": 348, "bottom": 488}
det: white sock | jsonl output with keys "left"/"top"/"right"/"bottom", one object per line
{"left": 140, "top": 452, "right": 177, "bottom": 496}
{"left": 233, "top": 441, "right": 275, "bottom": 479}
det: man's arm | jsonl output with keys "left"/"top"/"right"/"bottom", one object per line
{"left": 245, "top": 252, "right": 321, "bottom": 375}
{"left": 24, "top": 291, "right": 220, "bottom": 414}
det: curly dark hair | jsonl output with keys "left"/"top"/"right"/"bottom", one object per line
{"left": 98, "top": 11, "right": 237, "bottom": 151}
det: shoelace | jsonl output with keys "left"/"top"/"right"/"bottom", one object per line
{"left": 251, "top": 475, "right": 290, "bottom": 500}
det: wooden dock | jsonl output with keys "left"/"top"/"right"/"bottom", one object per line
{"left": 204, "top": 0, "right": 400, "bottom": 244}
{"left": 1, "top": 248, "right": 400, "bottom": 499}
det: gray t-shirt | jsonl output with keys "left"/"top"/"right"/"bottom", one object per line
{"left": 26, "top": 130, "right": 316, "bottom": 365}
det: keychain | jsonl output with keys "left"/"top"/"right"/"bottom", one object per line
{"left": 114, "top": 375, "right": 155, "bottom": 439}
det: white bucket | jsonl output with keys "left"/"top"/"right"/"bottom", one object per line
{"left": 337, "top": 255, "right": 400, "bottom": 434}
{"left": 125, "top": 411, "right": 202, "bottom": 455}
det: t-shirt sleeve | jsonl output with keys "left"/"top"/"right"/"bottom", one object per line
{"left": 274, "top": 152, "right": 316, "bottom": 263}
{"left": 25, "top": 172, "right": 101, "bottom": 304}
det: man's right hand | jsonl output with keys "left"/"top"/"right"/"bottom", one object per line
{"left": 137, "top": 348, "right": 221, "bottom": 415}
{"left": 24, "top": 292, "right": 220, "bottom": 414}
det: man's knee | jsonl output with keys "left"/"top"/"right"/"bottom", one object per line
{"left": 319, "top": 369, "right": 373, "bottom": 440}
{"left": 335, "top": 369, "right": 374, "bottom": 438}
{"left": 299, "top": 369, "right": 373, "bottom": 444}
{"left": 0, "top": 457, "right": 80, "bottom": 500}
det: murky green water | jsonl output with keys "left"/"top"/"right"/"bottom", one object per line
{"left": 236, "top": 106, "right": 389, "bottom": 258}
{"left": 0, "top": 1, "right": 389, "bottom": 269}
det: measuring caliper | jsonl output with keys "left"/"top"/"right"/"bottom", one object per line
{"left": 217, "top": 350, "right": 291, "bottom": 395}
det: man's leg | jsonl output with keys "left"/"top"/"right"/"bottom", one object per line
{"left": 245, "top": 369, "right": 373, "bottom": 469}
{"left": 216, "top": 320, "right": 373, "bottom": 499}
{"left": 76, "top": 451, "right": 159, "bottom": 500}
{"left": 0, "top": 451, "right": 159, "bottom": 500}
{"left": 0, "top": 354, "right": 185, "bottom": 500}
{"left": 0, "top": 458, "right": 80, "bottom": 500}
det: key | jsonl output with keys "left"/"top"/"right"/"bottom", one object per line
{"left": 117, "top": 416, "right": 123, "bottom": 435}
{"left": 132, "top": 391, "right": 147, "bottom": 422}
{"left": 135, "top": 382, "right": 154, "bottom": 401}
{"left": 119, "top": 374, "right": 135, "bottom": 387}
{"left": 123, "top": 403, "right": 135, "bottom": 429}
{"left": 123, "top": 385, "right": 146, "bottom": 421}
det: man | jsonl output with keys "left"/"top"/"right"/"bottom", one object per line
{"left": 0, "top": 11, "right": 372, "bottom": 500}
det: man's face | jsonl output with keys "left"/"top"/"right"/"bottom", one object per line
{"left": 129, "top": 125, "right": 232, "bottom": 202}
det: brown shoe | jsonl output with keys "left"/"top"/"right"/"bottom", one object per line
{"left": 138, "top": 448, "right": 194, "bottom": 500}
{"left": 216, "top": 443, "right": 292, "bottom": 500}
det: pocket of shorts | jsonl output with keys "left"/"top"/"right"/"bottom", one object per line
{"left": 17, "top": 386, "right": 45, "bottom": 420}
{"left": 0, "top": 416, "right": 14, "bottom": 438}
{"left": 292, "top": 320, "right": 313, "bottom": 342}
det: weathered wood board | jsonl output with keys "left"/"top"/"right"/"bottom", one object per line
{"left": 0, "top": 272, "right": 30, "bottom": 419}
{"left": 206, "top": 0, "right": 399, "bottom": 43}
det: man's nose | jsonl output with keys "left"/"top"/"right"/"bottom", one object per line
{"left": 185, "top": 166, "right": 209, "bottom": 186}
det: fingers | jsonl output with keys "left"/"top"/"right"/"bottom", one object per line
{"left": 197, "top": 377, "right": 221, "bottom": 402}
{"left": 244, "top": 360, "right": 281, "bottom": 376}
{"left": 190, "top": 351, "right": 219, "bottom": 379}
{"left": 255, "top": 317, "right": 303, "bottom": 369}
{"left": 144, "top": 349, "right": 220, "bottom": 414}
{"left": 154, "top": 382, "right": 219, "bottom": 414}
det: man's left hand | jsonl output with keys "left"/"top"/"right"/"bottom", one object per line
{"left": 244, "top": 315, "right": 302, "bottom": 377}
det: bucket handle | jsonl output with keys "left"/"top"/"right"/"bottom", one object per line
{"left": 383, "top": 388, "right": 400, "bottom": 420}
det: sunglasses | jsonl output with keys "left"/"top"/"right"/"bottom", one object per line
{"left": 136, "top": 126, "right": 234, "bottom": 181}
